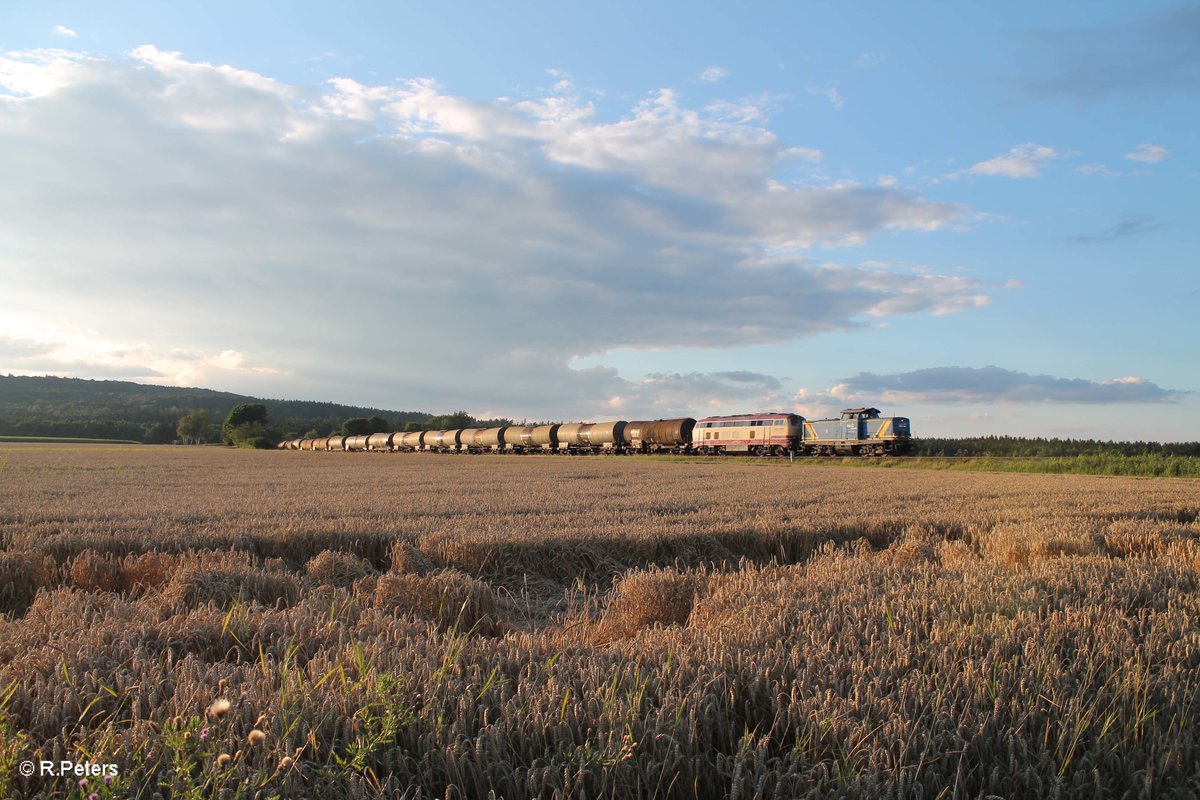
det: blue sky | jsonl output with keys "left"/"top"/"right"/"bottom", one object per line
{"left": 1, "top": 2, "right": 1196, "bottom": 439}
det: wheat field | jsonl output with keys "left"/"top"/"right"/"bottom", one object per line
{"left": 1, "top": 443, "right": 1198, "bottom": 799}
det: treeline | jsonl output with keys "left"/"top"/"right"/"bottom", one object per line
{"left": 0, "top": 417, "right": 177, "bottom": 443}
{"left": 911, "top": 435, "right": 1200, "bottom": 458}
{"left": 287, "top": 411, "right": 512, "bottom": 441}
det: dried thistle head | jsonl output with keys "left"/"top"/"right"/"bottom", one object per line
{"left": 206, "top": 698, "right": 231, "bottom": 719}
{"left": 216, "top": 753, "right": 232, "bottom": 767}
{"left": 248, "top": 729, "right": 267, "bottom": 746}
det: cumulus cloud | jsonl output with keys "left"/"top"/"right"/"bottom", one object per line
{"left": 1125, "top": 143, "right": 1168, "bottom": 163}
{"left": 53, "top": 26, "right": 78, "bottom": 39}
{"left": 608, "top": 371, "right": 786, "bottom": 416}
{"left": 961, "top": 143, "right": 1057, "bottom": 178}
{"left": 0, "top": 46, "right": 983, "bottom": 418}
{"left": 814, "top": 366, "right": 1185, "bottom": 405}
{"left": 699, "top": 66, "right": 729, "bottom": 82}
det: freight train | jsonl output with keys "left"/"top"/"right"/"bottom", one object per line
{"left": 280, "top": 407, "right": 911, "bottom": 456}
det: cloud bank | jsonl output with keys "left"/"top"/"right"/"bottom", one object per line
{"left": 1070, "top": 215, "right": 1161, "bottom": 245}
{"left": 1020, "top": 5, "right": 1200, "bottom": 102}
{"left": 815, "top": 366, "right": 1185, "bottom": 406}
{"left": 0, "top": 46, "right": 985, "bottom": 417}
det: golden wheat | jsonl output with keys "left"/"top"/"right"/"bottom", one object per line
{"left": 0, "top": 443, "right": 1197, "bottom": 798}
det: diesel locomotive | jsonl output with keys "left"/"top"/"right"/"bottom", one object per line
{"left": 280, "top": 407, "right": 911, "bottom": 456}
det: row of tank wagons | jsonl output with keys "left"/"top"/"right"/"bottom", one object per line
{"left": 279, "top": 408, "right": 912, "bottom": 455}
{"left": 280, "top": 418, "right": 696, "bottom": 454}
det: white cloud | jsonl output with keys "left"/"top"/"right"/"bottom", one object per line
{"left": 52, "top": 25, "right": 78, "bottom": 39}
{"left": 1125, "top": 142, "right": 1168, "bottom": 163}
{"left": 1076, "top": 163, "right": 1120, "bottom": 177}
{"left": 807, "top": 86, "right": 843, "bottom": 109}
{"left": 961, "top": 143, "right": 1057, "bottom": 178}
{"left": 854, "top": 52, "right": 886, "bottom": 69}
{"left": 781, "top": 146, "right": 822, "bottom": 163}
{"left": 0, "top": 49, "right": 97, "bottom": 97}
{"left": 699, "top": 66, "right": 729, "bottom": 82}
{"left": 0, "top": 316, "right": 280, "bottom": 385}
{"left": 0, "top": 46, "right": 985, "bottom": 418}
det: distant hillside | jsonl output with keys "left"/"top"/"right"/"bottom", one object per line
{"left": 0, "top": 375, "right": 435, "bottom": 443}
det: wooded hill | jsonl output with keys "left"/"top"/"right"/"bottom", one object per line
{"left": 0, "top": 375, "right": 451, "bottom": 443}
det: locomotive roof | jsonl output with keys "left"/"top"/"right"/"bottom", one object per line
{"left": 696, "top": 411, "right": 798, "bottom": 421}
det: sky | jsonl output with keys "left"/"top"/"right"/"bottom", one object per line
{"left": 1, "top": 2, "right": 1197, "bottom": 440}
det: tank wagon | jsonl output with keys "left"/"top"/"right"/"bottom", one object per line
{"left": 468, "top": 427, "right": 506, "bottom": 452}
{"left": 425, "top": 430, "right": 460, "bottom": 452}
{"left": 624, "top": 418, "right": 696, "bottom": 452}
{"left": 279, "top": 408, "right": 911, "bottom": 457}
{"left": 366, "top": 432, "right": 395, "bottom": 451}
{"left": 500, "top": 424, "right": 560, "bottom": 452}
{"left": 568, "top": 421, "right": 627, "bottom": 452}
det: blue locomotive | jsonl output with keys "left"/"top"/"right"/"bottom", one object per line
{"left": 801, "top": 408, "right": 911, "bottom": 456}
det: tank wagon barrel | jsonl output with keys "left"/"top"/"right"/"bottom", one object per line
{"left": 531, "top": 424, "right": 559, "bottom": 449}
{"left": 624, "top": 418, "right": 696, "bottom": 450}
{"left": 457, "top": 428, "right": 483, "bottom": 450}
{"left": 580, "top": 421, "right": 626, "bottom": 448}
{"left": 555, "top": 423, "right": 585, "bottom": 450}
{"left": 366, "top": 432, "right": 394, "bottom": 451}
{"left": 508, "top": 425, "right": 536, "bottom": 448}
{"left": 476, "top": 426, "right": 509, "bottom": 450}
{"left": 345, "top": 434, "right": 371, "bottom": 451}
